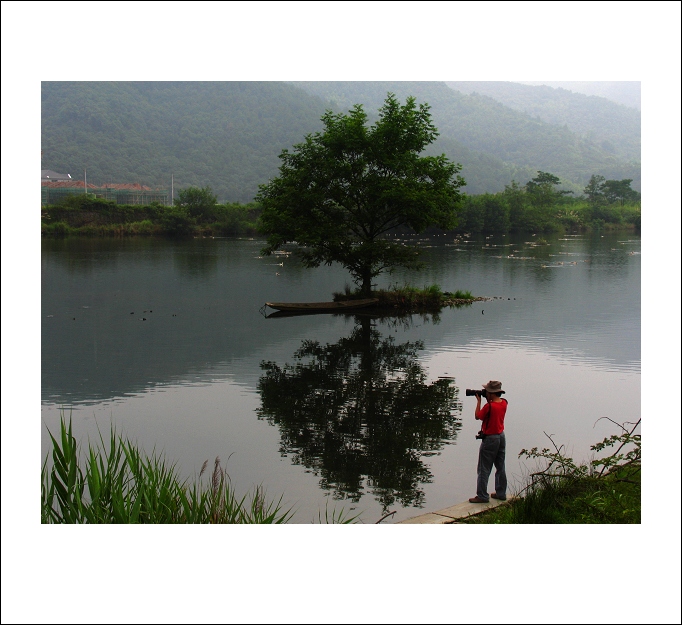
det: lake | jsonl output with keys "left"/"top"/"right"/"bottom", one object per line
{"left": 41, "top": 231, "right": 641, "bottom": 523}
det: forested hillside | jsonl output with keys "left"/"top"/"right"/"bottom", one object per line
{"left": 445, "top": 81, "right": 640, "bottom": 161}
{"left": 291, "top": 81, "right": 640, "bottom": 193}
{"left": 41, "top": 82, "right": 330, "bottom": 203}
{"left": 42, "top": 81, "right": 641, "bottom": 202}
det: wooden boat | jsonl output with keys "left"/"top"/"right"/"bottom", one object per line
{"left": 265, "top": 298, "right": 379, "bottom": 313}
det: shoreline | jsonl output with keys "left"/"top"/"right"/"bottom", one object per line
{"left": 397, "top": 497, "right": 511, "bottom": 524}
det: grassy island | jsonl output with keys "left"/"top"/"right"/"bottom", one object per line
{"left": 334, "top": 284, "right": 484, "bottom": 313}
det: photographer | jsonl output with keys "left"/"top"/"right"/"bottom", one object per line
{"left": 468, "top": 380, "right": 508, "bottom": 504}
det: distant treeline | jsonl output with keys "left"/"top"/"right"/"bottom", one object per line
{"left": 452, "top": 172, "right": 641, "bottom": 234}
{"left": 41, "top": 193, "right": 261, "bottom": 238}
{"left": 41, "top": 172, "right": 640, "bottom": 239}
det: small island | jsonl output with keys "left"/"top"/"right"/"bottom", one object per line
{"left": 333, "top": 285, "right": 485, "bottom": 313}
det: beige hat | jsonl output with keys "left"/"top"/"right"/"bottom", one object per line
{"left": 482, "top": 380, "right": 504, "bottom": 394}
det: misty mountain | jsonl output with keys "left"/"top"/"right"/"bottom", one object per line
{"left": 41, "top": 81, "right": 640, "bottom": 203}
{"left": 41, "top": 82, "right": 329, "bottom": 203}
{"left": 516, "top": 81, "right": 641, "bottom": 110}
{"left": 445, "top": 81, "right": 640, "bottom": 161}
{"left": 291, "top": 81, "right": 640, "bottom": 193}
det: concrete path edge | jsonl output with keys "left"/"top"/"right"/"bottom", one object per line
{"left": 397, "top": 497, "right": 512, "bottom": 524}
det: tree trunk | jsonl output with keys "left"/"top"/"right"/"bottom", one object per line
{"left": 360, "top": 268, "right": 373, "bottom": 297}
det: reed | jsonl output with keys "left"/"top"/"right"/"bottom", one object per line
{"left": 450, "top": 289, "right": 473, "bottom": 300}
{"left": 42, "top": 416, "right": 295, "bottom": 524}
{"left": 314, "top": 502, "right": 360, "bottom": 524}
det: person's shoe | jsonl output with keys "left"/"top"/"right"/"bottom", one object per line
{"left": 468, "top": 496, "right": 489, "bottom": 503}
{"left": 490, "top": 493, "right": 507, "bottom": 501}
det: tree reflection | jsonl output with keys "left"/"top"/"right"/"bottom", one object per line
{"left": 257, "top": 317, "right": 462, "bottom": 512}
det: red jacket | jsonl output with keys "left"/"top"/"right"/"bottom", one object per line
{"left": 476, "top": 399, "right": 507, "bottom": 435}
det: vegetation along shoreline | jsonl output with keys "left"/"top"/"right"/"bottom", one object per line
{"left": 42, "top": 416, "right": 640, "bottom": 524}
{"left": 42, "top": 171, "right": 640, "bottom": 241}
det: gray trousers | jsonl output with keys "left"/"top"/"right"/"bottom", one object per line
{"left": 476, "top": 433, "right": 507, "bottom": 501}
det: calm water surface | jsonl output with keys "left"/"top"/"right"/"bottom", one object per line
{"left": 41, "top": 232, "right": 640, "bottom": 522}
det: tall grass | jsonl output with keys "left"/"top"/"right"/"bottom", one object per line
{"left": 332, "top": 283, "right": 478, "bottom": 313}
{"left": 41, "top": 417, "right": 295, "bottom": 524}
{"left": 465, "top": 468, "right": 640, "bottom": 524}
{"left": 377, "top": 284, "right": 444, "bottom": 308}
{"left": 449, "top": 289, "right": 473, "bottom": 300}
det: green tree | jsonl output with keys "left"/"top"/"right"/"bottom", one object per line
{"left": 256, "top": 94, "right": 466, "bottom": 295}
{"left": 175, "top": 186, "right": 218, "bottom": 223}
{"left": 459, "top": 196, "right": 485, "bottom": 233}
{"left": 524, "top": 171, "right": 573, "bottom": 232}
{"left": 525, "top": 171, "right": 573, "bottom": 208}
{"left": 583, "top": 174, "right": 607, "bottom": 205}
{"left": 482, "top": 194, "right": 511, "bottom": 233}
{"left": 503, "top": 180, "right": 528, "bottom": 232}
{"left": 602, "top": 179, "right": 639, "bottom": 205}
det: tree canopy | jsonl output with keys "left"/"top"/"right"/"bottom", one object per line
{"left": 174, "top": 185, "right": 218, "bottom": 222}
{"left": 583, "top": 175, "right": 640, "bottom": 206}
{"left": 256, "top": 94, "right": 466, "bottom": 295}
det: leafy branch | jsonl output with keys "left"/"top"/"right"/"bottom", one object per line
{"left": 590, "top": 417, "right": 641, "bottom": 477}
{"left": 518, "top": 418, "right": 641, "bottom": 494}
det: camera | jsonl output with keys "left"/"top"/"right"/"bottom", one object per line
{"left": 475, "top": 430, "right": 487, "bottom": 440}
{"left": 465, "top": 388, "right": 505, "bottom": 396}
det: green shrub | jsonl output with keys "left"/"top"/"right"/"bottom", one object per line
{"left": 160, "top": 207, "right": 196, "bottom": 237}
{"left": 621, "top": 204, "right": 641, "bottom": 228}
{"left": 175, "top": 186, "right": 218, "bottom": 223}
{"left": 59, "top": 194, "right": 116, "bottom": 211}
{"left": 134, "top": 220, "right": 155, "bottom": 235}
{"left": 44, "top": 221, "right": 71, "bottom": 237}
{"left": 461, "top": 419, "right": 640, "bottom": 524}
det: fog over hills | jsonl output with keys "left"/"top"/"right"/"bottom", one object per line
{"left": 516, "top": 81, "right": 641, "bottom": 110}
{"left": 290, "top": 81, "right": 640, "bottom": 192}
{"left": 41, "top": 81, "right": 640, "bottom": 203}
{"left": 445, "top": 81, "right": 640, "bottom": 162}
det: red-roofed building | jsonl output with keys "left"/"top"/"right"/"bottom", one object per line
{"left": 41, "top": 175, "right": 169, "bottom": 206}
